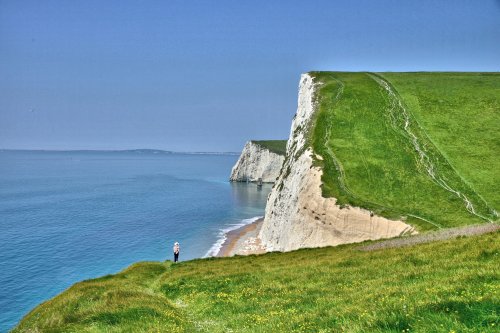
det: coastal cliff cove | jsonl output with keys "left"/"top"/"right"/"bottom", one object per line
{"left": 12, "top": 72, "right": 499, "bottom": 332}
{"left": 4, "top": 1, "right": 499, "bottom": 332}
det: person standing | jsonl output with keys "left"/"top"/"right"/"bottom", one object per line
{"left": 173, "top": 242, "right": 180, "bottom": 263}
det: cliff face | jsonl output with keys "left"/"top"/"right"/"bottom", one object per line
{"left": 230, "top": 141, "right": 285, "bottom": 183}
{"left": 259, "top": 74, "right": 415, "bottom": 252}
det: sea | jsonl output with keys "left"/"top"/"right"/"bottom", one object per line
{"left": 0, "top": 150, "right": 272, "bottom": 332}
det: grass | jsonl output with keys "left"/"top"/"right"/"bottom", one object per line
{"left": 251, "top": 140, "right": 287, "bottom": 156}
{"left": 381, "top": 73, "right": 500, "bottom": 211}
{"left": 309, "top": 72, "right": 499, "bottom": 230}
{"left": 14, "top": 231, "right": 499, "bottom": 332}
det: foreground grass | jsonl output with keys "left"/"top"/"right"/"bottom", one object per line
{"left": 15, "top": 231, "right": 499, "bottom": 332}
{"left": 309, "top": 72, "right": 499, "bottom": 230}
{"left": 251, "top": 140, "right": 287, "bottom": 156}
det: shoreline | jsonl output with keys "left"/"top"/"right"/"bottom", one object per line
{"left": 217, "top": 218, "right": 266, "bottom": 257}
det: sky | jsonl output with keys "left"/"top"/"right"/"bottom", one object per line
{"left": 1, "top": 0, "right": 499, "bottom": 152}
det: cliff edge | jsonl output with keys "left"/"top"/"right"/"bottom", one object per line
{"left": 230, "top": 140, "right": 286, "bottom": 183}
{"left": 259, "top": 74, "right": 416, "bottom": 252}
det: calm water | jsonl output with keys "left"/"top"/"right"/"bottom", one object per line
{"left": 0, "top": 150, "right": 272, "bottom": 332}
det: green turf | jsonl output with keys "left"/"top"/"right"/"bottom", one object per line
{"left": 14, "top": 232, "right": 499, "bottom": 332}
{"left": 251, "top": 140, "right": 287, "bottom": 156}
{"left": 380, "top": 73, "right": 500, "bottom": 211}
{"left": 309, "top": 72, "right": 499, "bottom": 230}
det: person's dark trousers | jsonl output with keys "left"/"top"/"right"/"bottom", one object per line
{"left": 174, "top": 253, "right": 179, "bottom": 262}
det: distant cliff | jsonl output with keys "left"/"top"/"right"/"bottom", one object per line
{"left": 230, "top": 140, "right": 286, "bottom": 183}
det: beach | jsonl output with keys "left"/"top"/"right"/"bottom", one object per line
{"left": 217, "top": 218, "right": 266, "bottom": 257}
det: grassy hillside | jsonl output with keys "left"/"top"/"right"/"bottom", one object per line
{"left": 15, "top": 231, "right": 499, "bottom": 332}
{"left": 309, "top": 72, "right": 499, "bottom": 230}
{"left": 381, "top": 73, "right": 499, "bottom": 210}
{"left": 251, "top": 140, "right": 287, "bottom": 156}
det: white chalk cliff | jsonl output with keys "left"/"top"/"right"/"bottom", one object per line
{"left": 230, "top": 141, "right": 285, "bottom": 183}
{"left": 258, "top": 74, "right": 416, "bottom": 252}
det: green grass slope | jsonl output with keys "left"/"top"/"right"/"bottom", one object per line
{"left": 15, "top": 232, "right": 499, "bottom": 332}
{"left": 251, "top": 140, "right": 287, "bottom": 156}
{"left": 309, "top": 72, "right": 499, "bottom": 230}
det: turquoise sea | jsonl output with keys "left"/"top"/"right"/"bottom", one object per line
{"left": 0, "top": 150, "right": 272, "bottom": 332}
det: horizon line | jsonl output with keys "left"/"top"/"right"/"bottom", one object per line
{"left": 0, "top": 148, "right": 240, "bottom": 155}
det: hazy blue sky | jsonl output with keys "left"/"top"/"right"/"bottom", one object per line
{"left": 1, "top": 0, "right": 499, "bottom": 151}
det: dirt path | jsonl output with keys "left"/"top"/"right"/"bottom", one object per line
{"left": 358, "top": 223, "right": 499, "bottom": 251}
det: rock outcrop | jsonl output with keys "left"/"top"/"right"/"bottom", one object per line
{"left": 230, "top": 141, "right": 285, "bottom": 183}
{"left": 258, "top": 74, "right": 416, "bottom": 252}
